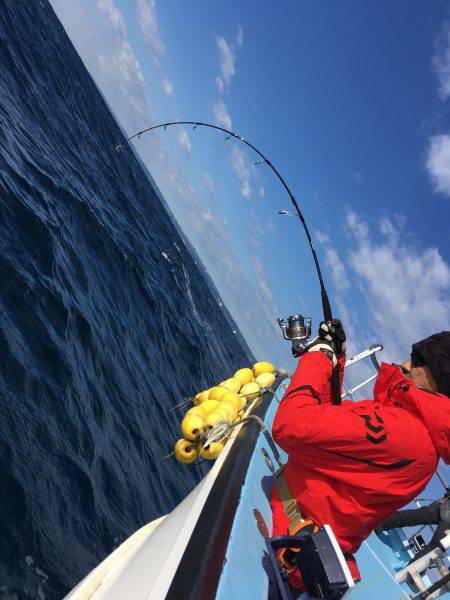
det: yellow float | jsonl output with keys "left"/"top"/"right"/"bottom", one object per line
{"left": 255, "top": 372, "right": 276, "bottom": 388}
{"left": 200, "top": 441, "right": 224, "bottom": 460}
{"left": 220, "top": 377, "right": 242, "bottom": 394}
{"left": 198, "top": 399, "right": 220, "bottom": 413}
{"left": 175, "top": 361, "right": 277, "bottom": 465}
{"left": 217, "top": 403, "right": 238, "bottom": 421}
{"left": 185, "top": 405, "right": 208, "bottom": 419}
{"left": 194, "top": 390, "right": 210, "bottom": 404}
{"left": 233, "top": 367, "right": 253, "bottom": 386}
{"left": 220, "top": 391, "right": 242, "bottom": 411}
{"left": 174, "top": 438, "right": 199, "bottom": 464}
{"left": 208, "top": 386, "right": 228, "bottom": 401}
{"left": 181, "top": 413, "right": 205, "bottom": 440}
{"left": 253, "top": 362, "right": 275, "bottom": 378}
{"left": 205, "top": 411, "right": 228, "bottom": 429}
{"left": 240, "top": 381, "right": 261, "bottom": 404}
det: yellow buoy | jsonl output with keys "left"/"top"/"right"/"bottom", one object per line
{"left": 194, "top": 390, "right": 210, "bottom": 404}
{"left": 217, "top": 402, "right": 238, "bottom": 421}
{"left": 208, "top": 386, "right": 228, "bottom": 401}
{"left": 253, "top": 362, "right": 275, "bottom": 378}
{"left": 185, "top": 405, "right": 208, "bottom": 419}
{"left": 198, "top": 399, "right": 220, "bottom": 414}
{"left": 220, "top": 377, "right": 242, "bottom": 393}
{"left": 233, "top": 367, "right": 253, "bottom": 386}
{"left": 181, "top": 414, "right": 205, "bottom": 440}
{"left": 255, "top": 373, "right": 276, "bottom": 388}
{"left": 215, "top": 406, "right": 233, "bottom": 420}
{"left": 200, "top": 441, "right": 225, "bottom": 460}
{"left": 240, "top": 381, "right": 261, "bottom": 404}
{"left": 174, "top": 438, "right": 199, "bottom": 464}
{"left": 205, "top": 411, "right": 228, "bottom": 429}
{"left": 220, "top": 391, "right": 242, "bottom": 411}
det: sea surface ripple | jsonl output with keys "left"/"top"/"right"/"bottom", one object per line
{"left": 0, "top": 2, "right": 253, "bottom": 598}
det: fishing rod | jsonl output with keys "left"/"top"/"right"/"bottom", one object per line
{"left": 116, "top": 121, "right": 341, "bottom": 404}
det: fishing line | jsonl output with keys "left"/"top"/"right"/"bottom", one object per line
{"left": 277, "top": 211, "right": 281, "bottom": 318}
{"left": 116, "top": 121, "right": 341, "bottom": 404}
{"left": 117, "top": 121, "right": 331, "bottom": 318}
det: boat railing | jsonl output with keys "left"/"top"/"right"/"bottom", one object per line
{"left": 395, "top": 531, "right": 450, "bottom": 598}
{"left": 342, "top": 343, "right": 382, "bottom": 399}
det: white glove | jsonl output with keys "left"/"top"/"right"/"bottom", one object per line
{"left": 304, "top": 337, "right": 337, "bottom": 367}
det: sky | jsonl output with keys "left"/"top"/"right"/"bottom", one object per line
{"left": 48, "top": 1, "right": 450, "bottom": 498}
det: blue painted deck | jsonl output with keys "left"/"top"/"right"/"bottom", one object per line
{"left": 216, "top": 384, "right": 449, "bottom": 599}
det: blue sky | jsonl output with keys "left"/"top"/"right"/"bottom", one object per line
{"left": 50, "top": 0, "right": 450, "bottom": 501}
{"left": 49, "top": 0, "right": 450, "bottom": 364}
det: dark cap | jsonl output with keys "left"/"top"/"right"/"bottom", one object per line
{"left": 412, "top": 332, "right": 450, "bottom": 398}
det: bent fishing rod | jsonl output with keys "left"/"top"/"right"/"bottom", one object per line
{"left": 116, "top": 120, "right": 341, "bottom": 404}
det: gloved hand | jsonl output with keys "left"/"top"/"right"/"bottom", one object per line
{"left": 303, "top": 337, "right": 337, "bottom": 367}
{"left": 318, "top": 319, "right": 346, "bottom": 355}
{"left": 301, "top": 320, "right": 346, "bottom": 367}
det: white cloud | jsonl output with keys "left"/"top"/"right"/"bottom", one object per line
{"left": 433, "top": 22, "right": 450, "bottom": 101}
{"left": 315, "top": 230, "right": 330, "bottom": 245}
{"left": 214, "top": 27, "right": 243, "bottom": 93}
{"left": 352, "top": 171, "right": 363, "bottom": 184}
{"left": 324, "top": 248, "right": 350, "bottom": 292}
{"left": 236, "top": 25, "right": 244, "bottom": 49}
{"left": 215, "top": 77, "right": 225, "bottom": 94}
{"left": 316, "top": 230, "right": 350, "bottom": 292}
{"left": 346, "top": 210, "right": 450, "bottom": 362}
{"left": 215, "top": 37, "right": 234, "bottom": 93}
{"left": 213, "top": 99, "right": 232, "bottom": 130}
{"left": 345, "top": 208, "right": 369, "bottom": 240}
{"left": 251, "top": 255, "right": 279, "bottom": 332}
{"left": 161, "top": 77, "right": 175, "bottom": 97}
{"left": 51, "top": 0, "right": 154, "bottom": 136}
{"left": 230, "top": 145, "right": 252, "bottom": 198}
{"left": 50, "top": 2, "right": 287, "bottom": 367}
{"left": 426, "top": 134, "right": 450, "bottom": 197}
{"left": 136, "top": 0, "right": 165, "bottom": 65}
{"left": 97, "top": 0, "right": 126, "bottom": 37}
{"left": 203, "top": 171, "right": 215, "bottom": 196}
{"left": 176, "top": 128, "right": 192, "bottom": 155}
{"left": 159, "top": 164, "right": 287, "bottom": 366}
{"left": 259, "top": 186, "right": 265, "bottom": 198}
{"left": 135, "top": 0, "right": 177, "bottom": 105}
{"left": 247, "top": 212, "right": 266, "bottom": 248}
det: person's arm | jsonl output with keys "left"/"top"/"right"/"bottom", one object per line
{"left": 273, "top": 350, "right": 349, "bottom": 456}
{"left": 272, "top": 350, "right": 418, "bottom": 467}
{"left": 377, "top": 503, "right": 440, "bottom": 532}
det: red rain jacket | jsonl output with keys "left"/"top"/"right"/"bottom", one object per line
{"left": 271, "top": 351, "right": 450, "bottom": 584}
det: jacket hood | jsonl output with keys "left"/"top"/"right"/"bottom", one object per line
{"left": 374, "top": 362, "right": 450, "bottom": 464}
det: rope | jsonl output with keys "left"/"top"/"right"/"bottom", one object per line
{"left": 274, "top": 369, "right": 292, "bottom": 378}
{"left": 200, "top": 412, "right": 283, "bottom": 469}
{"left": 170, "top": 384, "right": 284, "bottom": 414}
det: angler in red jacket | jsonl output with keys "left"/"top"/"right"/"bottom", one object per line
{"left": 271, "top": 326, "right": 450, "bottom": 588}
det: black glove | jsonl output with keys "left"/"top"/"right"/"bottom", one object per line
{"left": 318, "top": 319, "right": 346, "bottom": 355}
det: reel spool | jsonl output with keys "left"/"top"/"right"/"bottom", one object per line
{"left": 277, "top": 314, "right": 311, "bottom": 357}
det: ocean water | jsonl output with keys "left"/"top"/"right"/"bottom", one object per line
{"left": 0, "top": 2, "right": 254, "bottom": 598}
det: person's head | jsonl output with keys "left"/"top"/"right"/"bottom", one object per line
{"left": 400, "top": 332, "right": 450, "bottom": 397}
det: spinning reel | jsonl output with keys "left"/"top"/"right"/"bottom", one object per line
{"left": 277, "top": 314, "right": 312, "bottom": 357}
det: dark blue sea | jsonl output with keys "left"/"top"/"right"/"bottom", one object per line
{"left": 0, "top": 2, "right": 254, "bottom": 598}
